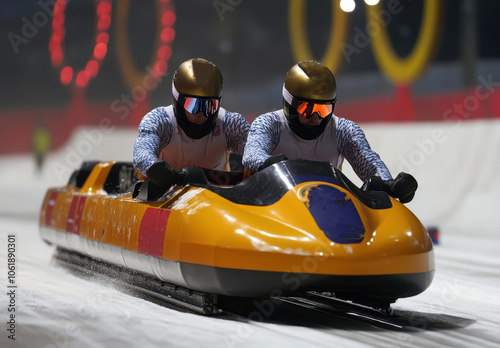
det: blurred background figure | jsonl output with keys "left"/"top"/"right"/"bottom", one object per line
{"left": 32, "top": 123, "right": 51, "bottom": 173}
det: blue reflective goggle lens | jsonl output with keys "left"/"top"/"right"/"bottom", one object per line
{"left": 183, "top": 97, "right": 220, "bottom": 117}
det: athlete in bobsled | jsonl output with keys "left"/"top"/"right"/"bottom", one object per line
{"left": 242, "top": 60, "right": 417, "bottom": 203}
{"left": 133, "top": 58, "right": 250, "bottom": 192}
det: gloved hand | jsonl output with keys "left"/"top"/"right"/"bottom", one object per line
{"left": 146, "top": 161, "right": 179, "bottom": 190}
{"left": 363, "top": 173, "right": 418, "bottom": 203}
{"left": 382, "top": 172, "right": 418, "bottom": 203}
{"left": 362, "top": 175, "right": 384, "bottom": 192}
{"left": 258, "top": 154, "right": 289, "bottom": 171}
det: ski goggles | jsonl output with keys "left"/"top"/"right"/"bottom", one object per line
{"left": 183, "top": 96, "right": 219, "bottom": 116}
{"left": 173, "top": 83, "right": 220, "bottom": 117}
{"left": 283, "top": 85, "right": 335, "bottom": 119}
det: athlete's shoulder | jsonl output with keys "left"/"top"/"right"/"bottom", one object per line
{"left": 140, "top": 106, "right": 171, "bottom": 122}
{"left": 252, "top": 111, "right": 282, "bottom": 129}
{"left": 336, "top": 115, "right": 355, "bottom": 126}
{"left": 336, "top": 115, "right": 363, "bottom": 134}
{"left": 221, "top": 108, "right": 250, "bottom": 138}
{"left": 139, "top": 106, "right": 174, "bottom": 132}
{"left": 221, "top": 107, "right": 240, "bottom": 117}
{"left": 221, "top": 108, "right": 249, "bottom": 124}
{"left": 147, "top": 106, "right": 171, "bottom": 118}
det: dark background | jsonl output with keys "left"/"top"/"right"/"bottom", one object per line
{"left": 1, "top": 0, "right": 499, "bottom": 154}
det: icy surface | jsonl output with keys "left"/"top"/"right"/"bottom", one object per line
{"left": 1, "top": 124, "right": 500, "bottom": 347}
{"left": 2, "top": 216, "right": 500, "bottom": 348}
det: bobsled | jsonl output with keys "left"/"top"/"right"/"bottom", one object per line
{"left": 39, "top": 159, "right": 434, "bottom": 312}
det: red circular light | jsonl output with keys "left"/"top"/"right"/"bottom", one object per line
{"left": 153, "top": 60, "right": 168, "bottom": 76}
{"left": 157, "top": 45, "right": 172, "bottom": 60}
{"left": 86, "top": 60, "right": 99, "bottom": 78}
{"left": 161, "top": 11, "right": 176, "bottom": 26}
{"left": 60, "top": 66, "right": 73, "bottom": 85}
{"left": 51, "top": 29, "right": 64, "bottom": 43}
{"left": 93, "top": 42, "right": 108, "bottom": 60}
{"left": 97, "top": 1, "right": 111, "bottom": 16}
{"left": 96, "top": 32, "right": 109, "bottom": 44}
{"left": 160, "top": 27, "right": 175, "bottom": 43}
{"left": 154, "top": 1, "right": 175, "bottom": 81}
{"left": 52, "top": 15, "right": 64, "bottom": 27}
{"left": 50, "top": 0, "right": 112, "bottom": 88}
{"left": 97, "top": 14, "right": 111, "bottom": 32}
{"left": 76, "top": 71, "right": 90, "bottom": 88}
{"left": 51, "top": 47, "right": 63, "bottom": 67}
{"left": 53, "top": 1, "right": 66, "bottom": 15}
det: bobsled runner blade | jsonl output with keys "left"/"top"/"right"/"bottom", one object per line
{"left": 272, "top": 292, "right": 405, "bottom": 330}
{"left": 54, "top": 249, "right": 220, "bottom": 315}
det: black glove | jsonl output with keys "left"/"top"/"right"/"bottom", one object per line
{"left": 362, "top": 175, "right": 384, "bottom": 192}
{"left": 146, "top": 161, "right": 179, "bottom": 190}
{"left": 382, "top": 172, "right": 418, "bottom": 204}
{"left": 258, "top": 154, "right": 289, "bottom": 171}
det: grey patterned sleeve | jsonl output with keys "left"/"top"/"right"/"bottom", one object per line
{"left": 336, "top": 117, "right": 392, "bottom": 181}
{"left": 223, "top": 110, "right": 251, "bottom": 155}
{"left": 132, "top": 107, "right": 173, "bottom": 176}
{"left": 242, "top": 112, "right": 282, "bottom": 172}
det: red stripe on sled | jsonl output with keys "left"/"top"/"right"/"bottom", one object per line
{"left": 66, "top": 196, "right": 87, "bottom": 235}
{"left": 138, "top": 208, "right": 171, "bottom": 257}
{"left": 45, "top": 191, "right": 59, "bottom": 226}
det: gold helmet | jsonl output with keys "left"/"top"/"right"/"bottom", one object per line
{"left": 283, "top": 60, "right": 337, "bottom": 140}
{"left": 172, "top": 58, "right": 223, "bottom": 139}
{"left": 173, "top": 58, "right": 223, "bottom": 98}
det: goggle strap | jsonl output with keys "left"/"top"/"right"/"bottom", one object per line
{"left": 172, "top": 81, "right": 180, "bottom": 102}
{"left": 283, "top": 84, "right": 336, "bottom": 107}
{"left": 282, "top": 84, "right": 295, "bottom": 106}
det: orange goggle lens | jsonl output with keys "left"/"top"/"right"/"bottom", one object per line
{"left": 296, "top": 102, "right": 333, "bottom": 119}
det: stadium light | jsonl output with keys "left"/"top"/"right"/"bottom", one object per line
{"left": 340, "top": 0, "right": 355, "bottom": 12}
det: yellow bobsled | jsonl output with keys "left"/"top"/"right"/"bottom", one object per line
{"left": 39, "top": 159, "right": 434, "bottom": 311}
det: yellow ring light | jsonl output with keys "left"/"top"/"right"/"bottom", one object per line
{"left": 367, "top": 0, "right": 442, "bottom": 84}
{"left": 289, "top": 0, "right": 349, "bottom": 75}
{"left": 115, "top": 0, "right": 175, "bottom": 89}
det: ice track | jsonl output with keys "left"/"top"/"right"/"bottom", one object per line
{"left": 1, "top": 214, "right": 500, "bottom": 348}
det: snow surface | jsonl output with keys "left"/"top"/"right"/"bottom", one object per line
{"left": 1, "top": 123, "right": 500, "bottom": 347}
